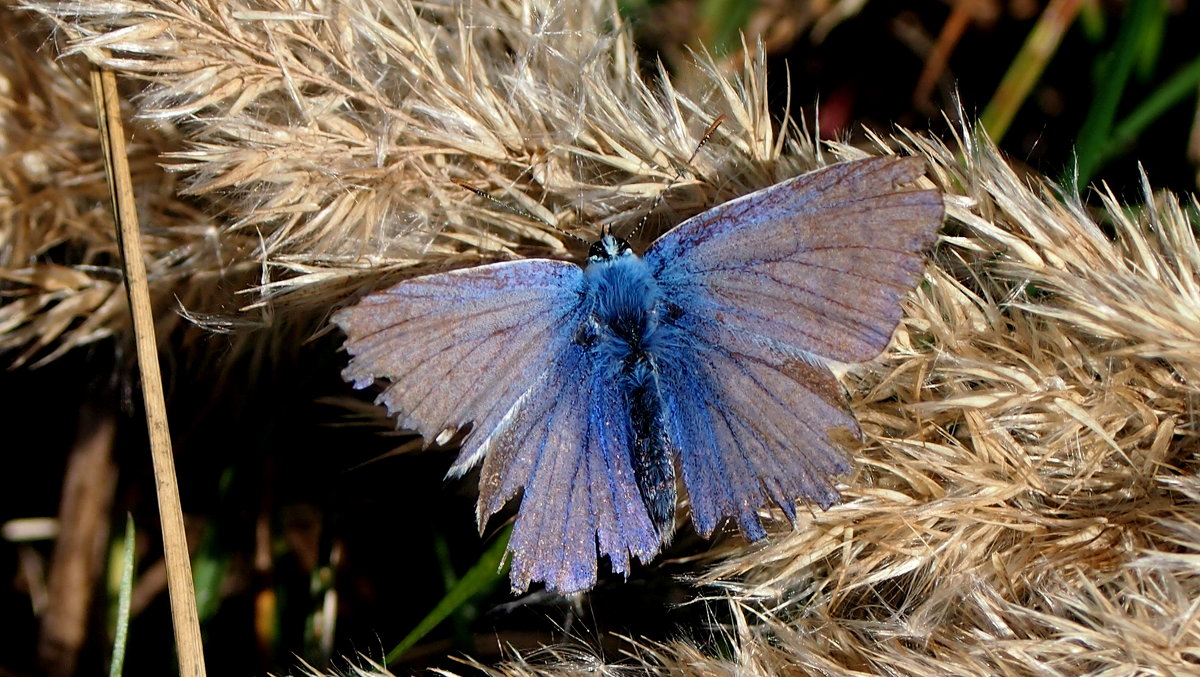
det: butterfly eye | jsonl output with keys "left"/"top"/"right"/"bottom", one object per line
{"left": 587, "top": 233, "right": 634, "bottom": 264}
{"left": 587, "top": 239, "right": 609, "bottom": 262}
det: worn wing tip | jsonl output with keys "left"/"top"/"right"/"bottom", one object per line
{"left": 869, "top": 155, "right": 931, "bottom": 186}
{"left": 807, "top": 482, "right": 845, "bottom": 511}
{"left": 828, "top": 417, "right": 864, "bottom": 446}
{"left": 339, "top": 363, "right": 373, "bottom": 389}
{"left": 507, "top": 563, "right": 597, "bottom": 597}
{"left": 501, "top": 530, "right": 658, "bottom": 596}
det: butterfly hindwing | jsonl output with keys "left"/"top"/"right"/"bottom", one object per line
{"left": 477, "top": 336, "right": 660, "bottom": 593}
{"left": 653, "top": 315, "right": 856, "bottom": 538}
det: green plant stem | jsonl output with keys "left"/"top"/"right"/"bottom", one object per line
{"left": 385, "top": 527, "right": 511, "bottom": 664}
{"left": 980, "top": 0, "right": 1085, "bottom": 144}
{"left": 109, "top": 515, "right": 135, "bottom": 677}
{"left": 1073, "top": 0, "right": 1165, "bottom": 188}
{"left": 1106, "top": 54, "right": 1200, "bottom": 164}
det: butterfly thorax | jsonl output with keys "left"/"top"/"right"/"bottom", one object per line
{"left": 583, "top": 234, "right": 661, "bottom": 352}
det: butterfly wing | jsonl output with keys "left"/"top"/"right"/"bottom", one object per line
{"left": 334, "top": 260, "right": 587, "bottom": 474}
{"left": 644, "top": 157, "right": 943, "bottom": 537}
{"left": 651, "top": 315, "right": 859, "bottom": 538}
{"left": 647, "top": 157, "right": 943, "bottom": 362}
{"left": 334, "top": 260, "right": 658, "bottom": 593}
{"left": 476, "top": 333, "right": 661, "bottom": 593}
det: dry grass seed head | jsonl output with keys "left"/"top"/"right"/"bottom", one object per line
{"left": 692, "top": 128, "right": 1200, "bottom": 674}
{"left": 14, "top": 0, "right": 824, "bottom": 355}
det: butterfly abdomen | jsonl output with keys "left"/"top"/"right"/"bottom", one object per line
{"left": 626, "top": 360, "right": 675, "bottom": 537}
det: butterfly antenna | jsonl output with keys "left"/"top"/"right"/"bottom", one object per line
{"left": 624, "top": 114, "right": 726, "bottom": 242}
{"left": 452, "top": 179, "right": 590, "bottom": 246}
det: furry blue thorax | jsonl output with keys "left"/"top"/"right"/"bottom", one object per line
{"left": 583, "top": 233, "right": 661, "bottom": 357}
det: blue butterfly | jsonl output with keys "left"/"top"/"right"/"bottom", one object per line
{"left": 333, "top": 156, "right": 943, "bottom": 594}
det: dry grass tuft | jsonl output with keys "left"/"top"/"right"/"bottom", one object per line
{"left": 1, "top": 6, "right": 262, "bottom": 365}
{"left": 14, "top": 0, "right": 820, "bottom": 356}
{"left": 683, "top": 126, "right": 1200, "bottom": 674}
{"left": 9, "top": 1, "right": 1200, "bottom": 675}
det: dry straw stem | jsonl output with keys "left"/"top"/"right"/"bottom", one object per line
{"left": 90, "top": 60, "right": 206, "bottom": 677}
{"left": 9, "top": 1, "right": 1200, "bottom": 675}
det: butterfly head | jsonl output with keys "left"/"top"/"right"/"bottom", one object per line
{"left": 587, "top": 232, "right": 633, "bottom": 264}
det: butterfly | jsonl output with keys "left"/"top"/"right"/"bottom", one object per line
{"left": 333, "top": 155, "right": 943, "bottom": 594}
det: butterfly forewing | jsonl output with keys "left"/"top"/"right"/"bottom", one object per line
{"left": 646, "top": 157, "right": 943, "bottom": 363}
{"left": 333, "top": 260, "right": 589, "bottom": 474}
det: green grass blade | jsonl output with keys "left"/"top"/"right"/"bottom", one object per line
{"left": 698, "top": 0, "right": 756, "bottom": 57}
{"left": 1072, "top": 0, "right": 1167, "bottom": 188}
{"left": 1079, "top": 0, "right": 1106, "bottom": 41}
{"left": 979, "top": 0, "right": 1085, "bottom": 144}
{"left": 385, "top": 526, "right": 511, "bottom": 664}
{"left": 1136, "top": 3, "right": 1166, "bottom": 79}
{"left": 433, "top": 532, "right": 474, "bottom": 649}
{"left": 108, "top": 514, "right": 135, "bottom": 677}
{"left": 1106, "top": 54, "right": 1200, "bottom": 164}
